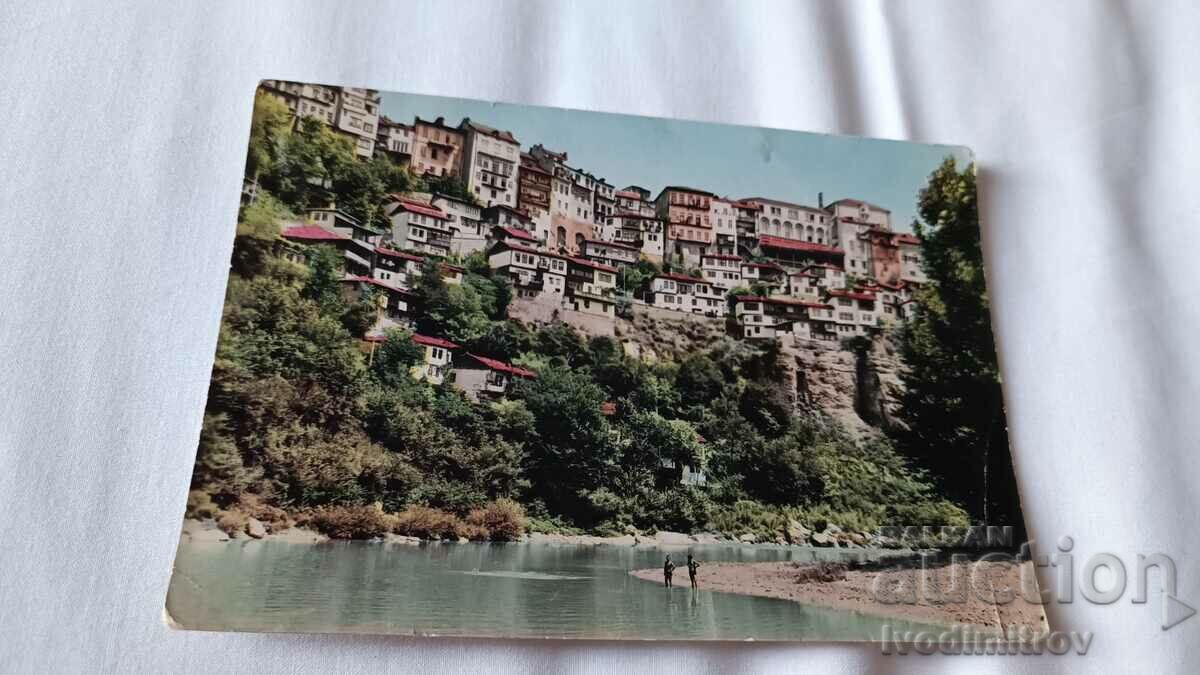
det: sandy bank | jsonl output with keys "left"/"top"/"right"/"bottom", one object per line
{"left": 631, "top": 560, "right": 1048, "bottom": 633}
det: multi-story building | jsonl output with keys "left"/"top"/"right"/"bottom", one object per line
{"left": 732, "top": 199, "right": 762, "bottom": 251}
{"left": 259, "top": 81, "right": 380, "bottom": 159}
{"left": 452, "top": 353, "right": 537, "bottom": 401}
{"left": 386, "top": 197, "right": 454, "bottom": 257}
{"left": 372, "top": 247, "right": 425, "bottom": 290}
{"left": 755, "top": 235, "right": 846, "bottom": 271}
{"left": 646, "top": 272, "right": 727, "bottom": 317}
{"left": 517, "top": 152, "right": 554, "bottom": 245}
{"left": 594, "top": 178, "right": 616, "bottom": 232}
{"left": 699, "top": 253, "right": 743, "bottom": 292}
{"left": 709, "top": 197, "right": 738, "bottom": 255}
{"left": 334, "top": 87, "right": 382, "bottom": 159}
{"left": 582, "top": 239, "right": 639, "bottom": 270}
{"left": 375, "top": 116, "right": 413, "bottom": 164}
{"left": 459, "top": 118, "right": 520, "bottom": 207}
{"left": 410, "top": 334, "right": 459, "bottom": 384}
{"left": 897, "top": 234, "right": 926, "bottom": 285}
{"left": 340, "top": 277, "right": 415, "bottom": 337}
{"left": 281, "top": 223, "right": 373, "bottom": 276}
{"left": 488, "top": 240, "right": 569, "bottom": 299}
{"left": 431, "top": 193, "right": 486, "bottom": 256}
{"left": 744, "top": 197, "right": 833, "bottom": 245}
{"left": 825, "top": 288, "right": 880, "bottom": 336}
{"left": 530, "top": 144, "right": 596, "bottom": 254}
{"left": 739, "top": 261, "right": 788, "bottom": 292}
{"left": 411, "top": 116, "right": 464, "bottom": 178}
{"left": 482, "top": 204, "right": 536, "bottom": 235}
{"left": 732, "top": 295, "right": 833, "bottom": 340}
{"left": 656, "top": 186, "right": 715, "bottom": 267}
{"left": 608, "top": 213, "right": 665, "bottom": 262}
{"left": 825, "top": 198, "right": 891, "bottom": 279}
{"left": 616, "top": 186, "right": 656, "bottom": 216}
{"left": 566, "top": 257, "right": 618, "bottom": 317}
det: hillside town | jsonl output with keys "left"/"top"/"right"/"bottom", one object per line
{"left": 258, "top": 81, "right": 931, "bottom": 393}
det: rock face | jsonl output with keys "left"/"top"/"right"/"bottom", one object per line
{"left": 783, "top": 334, "right": 906, "bottom": 435}
{"left": 616, "top": 307, "right": 728, "bottom": 362}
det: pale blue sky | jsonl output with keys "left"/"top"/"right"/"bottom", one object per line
{"left": 381, "top": 92, "right": 971, "bottom": 232}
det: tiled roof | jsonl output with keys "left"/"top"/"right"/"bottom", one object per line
{"left": 463, "top": 353, "right": 537, "bottom": 378}
{"left": 569, "top": 257, "right": 617, "bottom": 274}
{"left": 282, "top": 225, "right": 347, "bottom": 241}
{"left": 585, "top": 238, "right": 639, "bottom": 252}
{"left": 894, "top": 233, "right": 920, "bottom": 245}
{"left": 340, "top": 276, "right": 413, "bottom": 295}
{"left": 758, "top": 235, "right": 845, "bottom": 256}
{"left": 657, "top": 272, "right": 706, "bottom": 284}
{"left": 497, "top": 225, "right": 536, "bottom": 241}
{"left": 826, "top": 198, "right": 891, "bottom": 213}
{"left": 375, "top": 247, "right": 424, "bottom": 262}
{"left": 412, "top": 334, "right": 460, "bottom": 349}
{"left": 460, "top": 118, "right": 519, "bottom": 145}
{"left": 734, "top": 295, "right": 832, "bottom": 309}
{"left": 827, "top": 289, "right": 877, "bottom": 302}
{"left": 702, "top": 253, "right": 743, "bottom": 261}
{"left": 389, "top": 197, "right": 450, "bottom": 221}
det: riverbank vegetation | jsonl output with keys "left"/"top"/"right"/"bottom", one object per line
{"left": 188, "top": 200, "right": 968, "bottom": 542}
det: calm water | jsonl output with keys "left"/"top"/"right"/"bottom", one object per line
{"left": 167, "top": 540, "right": 941, "bottom": 641}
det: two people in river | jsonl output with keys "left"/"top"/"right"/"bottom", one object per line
{"left": 663, "top": 553, "right": 700, "bottom": 589}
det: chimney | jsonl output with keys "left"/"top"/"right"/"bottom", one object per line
{"left": 818, "top": 192, "right": 824, "bottom": 209}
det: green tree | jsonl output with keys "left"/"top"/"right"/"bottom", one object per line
{"left": 246, "top": 92, "right": 292, "bottom": 180}
{"left": 371, "top": 327, "right": 424, "bottom": 385}
{"left": 515, "top": 365, "right": 614, "bottom": 522}
{"left": 896, "top": 157, "right": 1015, "bottom": 527}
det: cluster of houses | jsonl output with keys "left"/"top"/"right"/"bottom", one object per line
{"left": 266, "top": 80, "right": 935, "bottom": 395}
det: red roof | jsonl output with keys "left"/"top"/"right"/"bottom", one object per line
{"left": 585, "top": 238, "right": 639, "bottom": 252}
{"left": 497, "top": 225, "right": 536, "bottom": 241}
{"left": 463, "top": 353, "right": 536, "bottom": 379}
{"left": 282, "top": 225, "right": 347, "bottom": 242}
{"left": 734, "top": 295, "right": 832, "bottom": 309}
{"left": 802, "top": 262, "right": 844, "bottom": 272}
{"left": 569, "top": 257, "right": 617, "bottom": 274}
{"left": 894, "top": 234, "right": 920, "bottom": 245}
{"left": 375, "top": 247, "right": 424, "bottom": 262}
{"left": 439, "top": 262, "right": 465, "bottom": 273}
{"left": 599, "top": 402, "right": 617, "bottom": 416}
{"left": 741, "top": 261, "right": 784, "bottom": 272}
{"left": 493, "top": 240, "right": 568, "bottom": 260}
{"left": 615, "top": 190, "right": 642, "bottom": 200}
{"left": 758, "top": 235, "right": 845, "bottom": 256}
{"left": 827, "top": 289, "right": 877, "bottom": 302}
{"left": 657, "top": 272, "right": 705, "bottom": 284}
{"left": 340, "top": 275, "right": 413, "bottom": 296}
{"left": 702, "top": 253, "right": 743, "bottom": 261}
{"left": 412, "top": 334, "right": 460, "bottom": 349}
{"left": 390, "top": 198, "right": 450, "bottom": 221}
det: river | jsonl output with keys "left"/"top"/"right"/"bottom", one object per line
{"left": 167, "top": 539, "right": 941, "bottom": 641}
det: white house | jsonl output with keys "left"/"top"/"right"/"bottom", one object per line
{"left": 647, "top": 272, "right": 726, "bottom": 317}
{"left": 488, "top": 240, "right": 569, "bottom": 299}
{"left": 699, "top": 252, "right": 743, "bottom": 291}
{"left": 409, "top": 333, "right": 459, "bottom": 384}
{"left": 453, "top": 353, "right": 537, "bottom": 401}
{"left": 386, "top": 197, "right": 454, "bottom": 258}
{"left": 566, "top": 257, "right": 618, "bottom": 317}
{"left": 431, "top": 193, "right": 486, "bottom": 257}
{"left": 459, "top": 118, "right": 520, "bottom": 207}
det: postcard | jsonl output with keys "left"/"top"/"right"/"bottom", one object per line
{"left": 166, "top": 80, "right": 1042, "bottom": 642}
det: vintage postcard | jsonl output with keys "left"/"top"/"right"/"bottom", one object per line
{"left": 166, "top": 80, "right": 1043, "bottom": 642}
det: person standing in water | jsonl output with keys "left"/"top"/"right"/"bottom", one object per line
{"left": 686, "top": 553, "right": 700, "bottom": 589}
{"left": 663, "top": 555, "right": 676, "bottom": 587}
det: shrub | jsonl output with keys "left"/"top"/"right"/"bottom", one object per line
{"left": 186, "top": 490, "right": 218, "bottom": 520}
{"left": 393, "top": 505, "right": 465, "bottom": 540}
{"left": 707, "top": 500, "right": 789, "bottom": 541}
{"left": 465, "top": 499, "right": 527, "bottom": 541}
{"left": 237, "top": 493, "right": 291, "bottom": 530}
{"left": 216, "top": 510, "right": 249, "bottom": 537}
{"left": 305, "top": 504, "right": 394, "bottom": 539}
{"left": 459, "top": 523, "right": 491, "bottom": 541}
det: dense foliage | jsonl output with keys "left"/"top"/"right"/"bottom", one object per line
{"left": 193, "top": 97, "right": 980, "bottom": 539}
{"left": 191, "top": 196, "right": 966, "bottom": 538}
{"left": 895, "top": 157, "right": 1020, "bottom": 530}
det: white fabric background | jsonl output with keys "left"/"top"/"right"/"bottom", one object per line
{"left": 1, "top": 1, "right": 1197, "bottom": 672}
